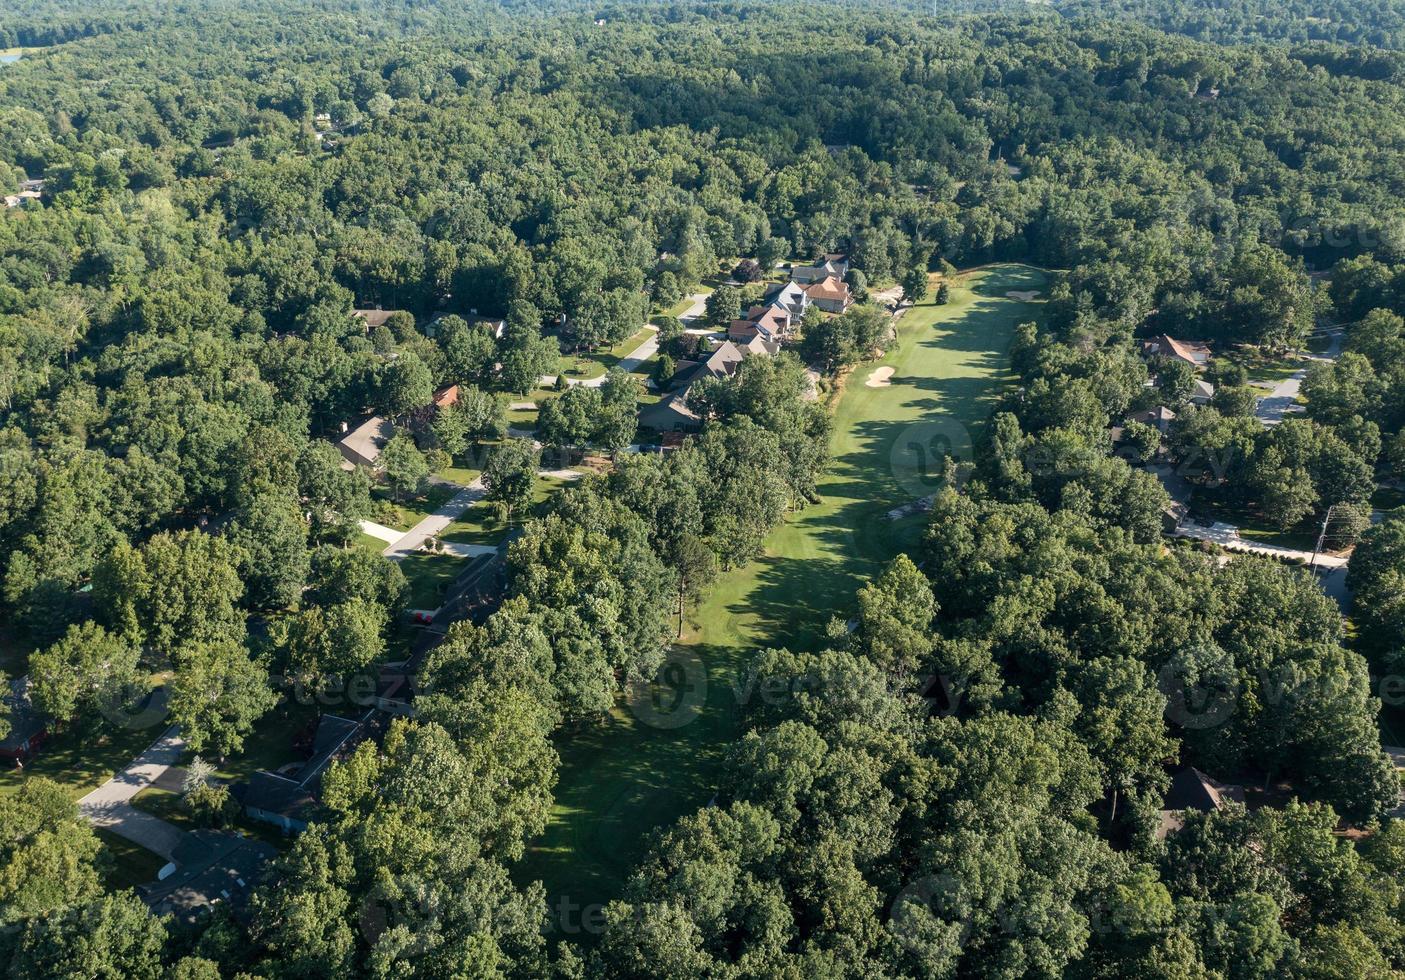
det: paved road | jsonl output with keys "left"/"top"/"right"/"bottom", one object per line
{"left": 674, "top": 292, "right": 711, "bottom": 325}
{"left": 77, "top": 726, "right": 188, "bottom": 861}
{"left": 536, "top": 327, "right": 661, "bottom": 389}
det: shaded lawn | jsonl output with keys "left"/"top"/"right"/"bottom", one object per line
{"left": 1190, "top": 489, "right": 1321, "bottom": 551}
{"left": 355, "top": 531, "right": 389, "bottom": 554}
{"left": 368, "top": 483, "right": 462, "bottom": 533}
{"left": 1233, "top": 349, "right": 1304, "bottom": 385}
{"left": 519, "top": 264, "right": 1047, "bottom": 915}
{"left": 132, "top": 785, "right": 293, "bottom": 851}
{"left": 0, "top": 697, "right": 168, "bottom": 800}
{"left": 0, "top": 625, "right": 32, "bottom": 677}
{"left": 1372, "top": 485, "right": 1405, "bottom": 513}
{"left": 399, "top": 552, "right": 467, "bottom": 610}
{"left": 557, "top": 326, "right": 656, "bottom": 381}
{"left": 96, "top": 829, "right": 167, "bottom": 891}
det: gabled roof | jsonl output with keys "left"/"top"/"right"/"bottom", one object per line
{"left": 803, "top": 276, "right": 852, "bottom": 303}
{"left": 1143, "top": 334, "right": 1211, "bottom": 366}
{"left": 1163, "top": 767, "right": 1245, "bottom": 813}
{"left": 352, "top": 309, "right": 403, "bottom": 329}
{"left": 701, "top": 341, "right": 747, "bottom": 380}
{"left": 338, "top": 416, "right": 395, "bottom": 464}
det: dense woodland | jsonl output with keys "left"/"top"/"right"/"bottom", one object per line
{"left": 2, "top": 0, "right": 1405, "bottom": 977}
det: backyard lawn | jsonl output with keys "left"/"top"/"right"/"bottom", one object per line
{"left": 519, "top": 263, "right": 1048, "bottom": 913}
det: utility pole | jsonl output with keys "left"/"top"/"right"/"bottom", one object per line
{"left": 1308, "top": 504, "right": 1336, "bottom": 573}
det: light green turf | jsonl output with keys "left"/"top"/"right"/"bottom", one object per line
{"left": 518, "top": 264, "right": 1049, "bottom": 914}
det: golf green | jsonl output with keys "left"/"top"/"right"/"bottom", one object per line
{"left": 518, "top": 264, "right": 1049, "bottom": 922}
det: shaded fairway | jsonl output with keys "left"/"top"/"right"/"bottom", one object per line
{"left": 518, "top": 264, "right": 1049, "bottom": 919}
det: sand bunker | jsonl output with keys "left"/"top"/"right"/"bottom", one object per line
{"left": 866, "top": 366, "right": 895, "bottom": 388}
{"left": 1006, "top": 290, "right": 1042, "bottom": 301}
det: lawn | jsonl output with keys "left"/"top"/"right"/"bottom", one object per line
{"left": 369, "top": 483, "right": 461, "bottom": 531}
{"left": 518, "top": 263, "right": 1047, "bottom": 913}
{"left": 1232, "top": 348, "right": 1304, "bottom": 386}
{"left": 96, "top": 829, "right": 167, "bottom": 890}
{"left": 556, "top": 326, "right": 657, "bottom": 381}
{"left": 398, "top": 552, "right": 467, "bottom": 611}
{"left": 0, "top": 689, "right": 170, "bottom": 800}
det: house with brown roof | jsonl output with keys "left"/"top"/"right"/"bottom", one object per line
{"left": 791, "top": 254, "right": 850, "bottom": 285}
{"left": 352, "top": 309, "right": 405, "bottom": 331}
{"left": 1155, "top": 767, "right": 1246, "bottom": 839}
{"left": 803, "top": 276, "right": 854, "bottom": 314}
{"left": 728, "top": 304, "right": 794, "bottom": 344}
{"left": 337, "top": 416, "right": 395, "bottom": 469}
{"left": 1142, "top": 334, "right": 1212, "bottom": 370}
{"left": 1128, "top": 405, "right": 1178, "bottom": 435}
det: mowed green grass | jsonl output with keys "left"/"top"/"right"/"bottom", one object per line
{"left": 518, "top": 264, "right": 1048, "bottom": 914}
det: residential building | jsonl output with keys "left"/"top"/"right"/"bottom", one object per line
{"left": 1128, "top": 405, "right": 1177, "bottom": 435}
{"left": 352, "top": 308, "right": 405, "bottom": 331}
{"left": 1190, "top": 379, "right": 1215, "bottom": 406}
{"left": 765, "top": 280, "right": 811, "bottom": 320}
{"left": 640, "top": 340, "right": 764, "bottom": 433}
{"left": 1142, "top": 334, "right": 1212, "bottom": 369}
{"left": 1155, "top": 767, "right": 1246, "bottom": 839}
{"left": 0, "top": 677, "right": 46, "bottom": 762}
{"left": 728, "top": 304, "right": 794, "bottom": 344}
{"left": 337, "top": 416, "right": 395, "bottom": 469}
{"left": 791, "top": 253, "right": 850, "bottom": 284}
{"left": 803, "top": 275, "right": 854, "bottom": 314}
{"left": 241, "top": 713, "right": 367, "bottom": 834}
{"left": 140, "top": 831, "right": 277, "bottom": 924}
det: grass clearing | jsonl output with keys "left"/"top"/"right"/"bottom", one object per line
{"left": 96, "top": 829, "right": 166, "bottom": 890}
{"left": 519, "top": 263, "right": 1047, "bottom": 912}
{"left": 0, "top": 693, "right": 168, "bottom": 800}
{"left": 399, "top": 552, "right": 465, "bottom": 610}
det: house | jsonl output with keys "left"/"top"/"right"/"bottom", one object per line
{"left": 728, "top": 304, "right": 794, "bottom": 344}
{"left": 433, "top": 385, "right": 459, "bottom": 409}
{"left": 803, "top": 276, "right": 854, "bottom": 314}
{"left": 1127, "top": 406, "right": 1177, "bottom": 435}
{"left": 241, "top": 714, "right": 366, "bottom": 834}
{"left": 791, "top": 254, "right": 850, "bottom": 285}
{"left": 0, "top": 677, "right": 46, "bottom": 762}
{"left": 765, "top": 281, "right": 812, "bottom": 320}
{"left": 337, "top": 416, "right": 395, "bottom": 469}
{"left": 3, "top": 189, "right": 40, "bottom": 208}
{"left": 1190, "top": 379, "right": 1215, "bottom": 406}
{"left": 424, "top": 312, "right": 507, "bottom": 340}
{"left": 640, "top": 340, "right": 761, "bottom": 433}
{"left": 1155, "top": 767, "right": 1246, "bottom": 839}
{"left": 1142, "top": 334, "right": 1212, "bottom": 370}
{"left": 352, "top": 309, "right": 405, "bottom": 331}
{"left": 140, "top": 831, "right": 277, "bottom": 924}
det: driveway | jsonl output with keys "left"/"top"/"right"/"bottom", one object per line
{"left": 1172, "top": 519, "right": 1347, "bottom": 569}
{"left": 78, "top": 726, "right": 188, "bottom": 861}
{"left": 1254, "top": 329, "right": 1343, "bottom": 426}
{"left": 383, "top": 482, "right": 487, "bottom": 561}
